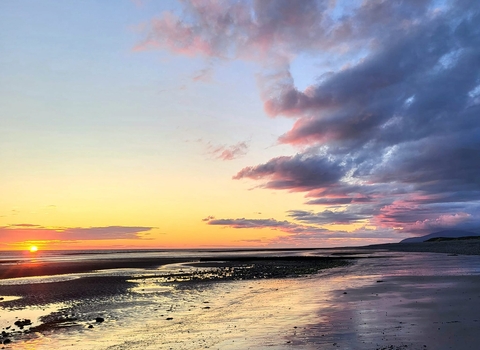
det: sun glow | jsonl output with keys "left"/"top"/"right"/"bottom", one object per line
{"left": 29, "top": 245, "right": 38, "bottom": 253}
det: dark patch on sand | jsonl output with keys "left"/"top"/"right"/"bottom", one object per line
{"left": 1, "top": 276, "right": 133, "bottom": 308}
{"left": 146, "top": 257, "right": 352, "bottom": 283}
{"left": 0, "top": 258, "right": 192, "bottom": 280}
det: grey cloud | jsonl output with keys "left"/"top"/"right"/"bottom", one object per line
{"left": 206, "top": 216, "right": 402, "bottom": 245}
{"left": 207, "top": 218, "right": 298, "bottom": 230}
{"left": 288, "top": 208, "right": 373, "bottom": 225}
{"left": 207, "top": 217, "right": 332, "bottom": 237}
{"left": 233, "top": 154, "right": 344, "bottom": 191}
{"left": 242, "top": 1, "right": 480, "bottom": 234}
{"left": 305, "top": 196, "right": 373, "bottom": 205}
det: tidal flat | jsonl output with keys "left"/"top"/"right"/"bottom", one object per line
{"left": 1, "top": 247, "right": 480, "bottom": 349}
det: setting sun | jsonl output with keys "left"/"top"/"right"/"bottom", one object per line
{"left": 29, "top": 245, "right": 38, "bottom": 253}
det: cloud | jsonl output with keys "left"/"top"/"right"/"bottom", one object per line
{"left": 135, "top": 0, "right": 327, "bottom": 59}
{"left": 208, "top": 141, "right": 249, "bottom": 160}
{"left": 192, "top": 63, "right": 215, "bottom": 82}
{"left": 205, "top": 216, "right": 400, "bottom": 246}
{"left": 136, "top": 0, "right": 437, "bottom": 62}
{"left": 0, "top": 225, "right": 155, "bottom": 242}
{"left": 233, "top": 153, "right": 344, "bottom": 190}
{"left": 304, "top": 197, "right": 373, "bottom": 205}
{"left": 403, "top": 212, "right": 479, "bottom": 233}
{"left": 208, "top": 217, "right": 302, "bottom": 230}
{"left": 139, "top": 0, "right": 480, "bottom": 239}
{"left": 236, "top": 1, "right": 480, "bottom": 236}
{"left": 287, "top": 208, "right": 371, "bottom": 225}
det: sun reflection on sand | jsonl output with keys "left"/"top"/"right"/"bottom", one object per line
{"left": 0, "top": 302, "right": 68, "bottom": 334}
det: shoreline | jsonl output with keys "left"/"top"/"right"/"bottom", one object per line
{"left": 2, "top": 239, "right": 478, "bottom": 280}
{"left": 3, "top": 239, "right": 479, "bottom": 281}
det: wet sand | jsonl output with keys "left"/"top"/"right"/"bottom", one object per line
{"left": 303, "top": 251, "right": 480, "bottom": 350}
{"left": 333, "top": 274, "right": 480, "bottom": 350}
{"left": 364, "top": 239, "right": 480, "bottom": 255}
{"left": 0, "top": 255, "right": 350, "bottom": 347}
{"left": 0, "top": 257, "right": 192, "bottom": 280}
{"left": 0, "top": 256, "right": 350, "bottom": 308}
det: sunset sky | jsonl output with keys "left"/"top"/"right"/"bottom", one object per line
{"left": 1, "top": 0, "right": 479, "bottom": 250}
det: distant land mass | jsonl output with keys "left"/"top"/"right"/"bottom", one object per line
{"left": 400, "top": 230, "right": 480, "bottom": 243}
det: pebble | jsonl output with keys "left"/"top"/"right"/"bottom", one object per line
{"left": 14, "top": 319, "right": 32, "bottom": 328}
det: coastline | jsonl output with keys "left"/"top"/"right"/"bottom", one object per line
{"left": 3, "top": 238, "right": 478, "bottom": 281}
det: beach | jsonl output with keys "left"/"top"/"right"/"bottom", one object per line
{"left": 1, "top": 245, "right": 480, "bottom": 349}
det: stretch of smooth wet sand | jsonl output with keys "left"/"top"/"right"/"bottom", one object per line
{"left": 1, "top": 244, "right": 480, "bottom": 349}
{"left": 308, "top": 253, "right": 480, "bottom": 350}
{"left": 334, "top": 274, "right": 480, "bottom": 350}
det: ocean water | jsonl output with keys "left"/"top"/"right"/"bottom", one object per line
{"left": 2, "top": 249, "right": 480, "bottom": 349}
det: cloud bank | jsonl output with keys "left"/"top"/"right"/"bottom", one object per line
{"left": 206, "top": 216, "right": 399, "bottom": 246}
{"left": 139, "top": 0, "right": 480, "bottom": 242}
{"left": 0, "top": 224, "right": 155, "bottom": 246}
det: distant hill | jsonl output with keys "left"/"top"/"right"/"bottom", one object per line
{"left": 400, "top": 230, "right": 480, "bottom": 243}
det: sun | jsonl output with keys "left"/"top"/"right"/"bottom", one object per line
{"left": 29, "top": 245, "right": 38, "bottom": 253}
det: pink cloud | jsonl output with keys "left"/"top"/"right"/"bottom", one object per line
{"left": 0, "top": 225, "right": 155, "bottom": 243}
{"left": 208, "top": 141, "right": 248, "bottom": 160}
{"left": 192, "top": 66, "right": 214, "bottom": 82}
{"left": 402, "top": 213, "right": 473, "bottom": 233}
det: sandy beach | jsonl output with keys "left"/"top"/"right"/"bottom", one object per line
{"left": 1, "top": 245, "right": 480, "bottom": 349}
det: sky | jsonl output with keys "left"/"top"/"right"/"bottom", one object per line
{"left": 1, "top": 0, "right": 479, "bottom": 250}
